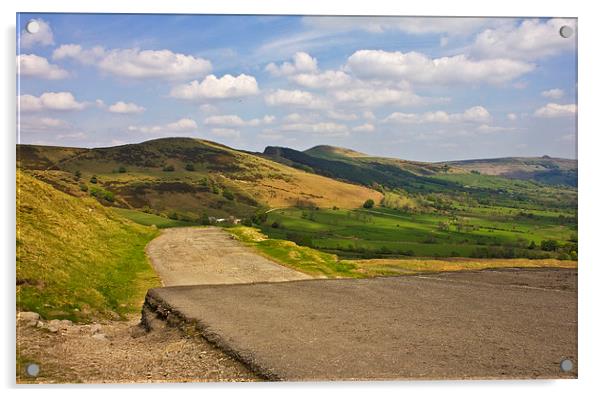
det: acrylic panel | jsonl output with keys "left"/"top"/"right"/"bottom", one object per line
{"left": 16, "top": 13, "right": 577, "bottom": 383}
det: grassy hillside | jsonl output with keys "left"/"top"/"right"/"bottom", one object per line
{"left": 16, "top": 170, "right": 160, "bottom": 322}
{"left": 445, "top": 156, "right": 577, "bottom": 187}
{"left": 17, "top": 138, "right": 381, "bottom": 221}
{"left": 263, "top": 145, "right": 577, "bottom": 211}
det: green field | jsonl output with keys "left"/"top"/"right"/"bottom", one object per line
{"left": 260, "top": 205, "right": 577, "bottom": 259}
{"left": 229, "top": 226, "right": 576, "bottom": 279}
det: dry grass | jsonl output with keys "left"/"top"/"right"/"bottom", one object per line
{"left": 353, "top": 257, "right": 577, "bottom": 276}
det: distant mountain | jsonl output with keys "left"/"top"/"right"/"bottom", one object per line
{"left": 444, "top": 157, "right": 577, "bottom": 187}
{"left": 17, "top": 138, "right": 381, "bottom": 219}
{"left": 263, "top": 145, "right": 577, "bottom": 210}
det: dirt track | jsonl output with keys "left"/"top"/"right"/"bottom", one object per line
{"left": 146, "top": 227, "right": 311, "bottom": 286}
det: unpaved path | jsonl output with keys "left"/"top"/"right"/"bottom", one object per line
{"left": 17, "top": 315, "right": 258, "bottom": 383}
{"left": 146, "top": 227, "right": 311, "bottom": 286}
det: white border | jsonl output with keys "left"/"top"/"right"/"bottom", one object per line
{"left": 3, "top": 1, "right": 601, "bottom": 396}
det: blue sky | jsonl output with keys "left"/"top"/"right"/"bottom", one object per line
{"left": 17, "top": 13, "right": 577, "bottom": 161}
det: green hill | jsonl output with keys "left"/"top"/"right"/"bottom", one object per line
{"left": 263, "top": 145, "right": 577, "bottom": 211}
{"left": 16, "top": 170, "right": 160, "bottom": 321}
{"left": 445, "top": 156, "right": 577, "bottom": 187}
{"left": 17, "top": 138, "right": 382, "bottom": 222}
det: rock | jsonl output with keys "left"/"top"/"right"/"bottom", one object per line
{"left": 59, "top": 319, "right": 72, "bottom": 329}
{"left": 92, "top": 333, "right": 107, "bottom": 341}
{"left": 47, "top": 319, "right": 66, "bottom": 333}
{"left": 90, "top": 324, "right": 102, "bottom": 335}
{"left": 18, "top": 312, "right": 40, "bottom": 326}
{"left": 36, "top": 321, "right": 44, "bottom": 328}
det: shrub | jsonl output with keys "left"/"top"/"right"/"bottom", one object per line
{"left": 162, "top": 165, "right": 175, "bottom": 172}
{"left": 540, "top": 239, "right": 559, "bottom": 252}
{"left": 74, "top": 170, "right": 81, "bottom": 178}
{"left": 90, "top": 175, "right": 98, "bottom": 184}
{"left": 222, "top": 190, "right": 235, "bottom": 201}
{"left": 79, "top": 183, "right": 88, "bottom": 192}
{"left": 118, "top": 166, "right": 127, "bottom": 173}
{"left": 271, "top": 221, "right": 280, "bottom": 229}
{"left": 363, "top": 199, "right": 375, "bottom": 209}
{"left": 185, "top": 163, "right": 195, "bottom": 171}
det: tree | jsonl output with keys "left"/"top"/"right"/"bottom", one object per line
{"left": 363, "top": 199, "right": 375, "bottom": 209}
{"left": 540, "top": 239, "right": 559, "bottom": 252}
{"left": 528, "top": 240, "right": 537, "bottom": 250}
{"left": 74, "top": 170, "right": 81, "bottom": 178}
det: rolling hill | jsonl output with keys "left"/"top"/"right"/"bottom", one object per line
{"left": 444, "top": 156, "right": 577, "bottom": 187}
{"left": 17, "top": 138, "right": 382, "bottom": 220}
{"left": 16, "top": 170, "right": 160, "bottom": 321}
{"left": 263, "top": 145, "right": 577, "bottom": 211}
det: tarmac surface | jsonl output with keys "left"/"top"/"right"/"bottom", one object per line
{"left": 146, "top": 268, "right": 577, "bottom": 380}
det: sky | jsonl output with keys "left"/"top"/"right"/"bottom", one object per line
{"left": 17, "top": 13, "right": 577, "bottom": 162}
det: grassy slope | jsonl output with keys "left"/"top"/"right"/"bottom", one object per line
{"left": 16, "top": 171, "right": 160, "bottom": 322}
{"left": 264, "top": 145, "right": 577, "bottom": 210}
{"left": 112, "top": 207, "right": 197, "bottom": 228}
{"left": 446, "top": 156, "right": 577, "bottom": 187}
{"left": 228, "top": 226, "right": 576, "bottom": 278}
{"left": 18, "top": 138, "right": 381, "bottom": 218}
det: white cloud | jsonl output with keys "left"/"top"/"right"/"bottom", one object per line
{"left": 128, "top": 118, "right": 198, "bottom": 134}
{"left": 53, "top": 45, "right": 212, "bottom": 80}
{"left": 352, "top": 123, "right": 375, "bottom": 133}
{"left": 476, "top": 124, "right": 516, "bottom": 133}
{"left": 534, "top": 103, "right": 577, "bottom": 118}
{"left": 291, "top": 70, "right": 352, "bottom": 89}
{"left": 265, "top": 52, "right": 318, "bottom": 76}
{"left": 20, "top": 19, "right": 54, "bottom": 48}
{"left": 471, "top": 18, "right": 576, "bottom": 60}
{"left": 204, "top": 114, "right": 274, "bottom": 127}
{"left": 19, "top": 92, "right": 87, "bottom": 112}
{"left": 327, "top": 110, "right": 357, "bottom": 121}
{"left": 541, "top": 88, "right": 564, "bottom": 99}
{"left": 332, "top": 87, "right": 426, "bottom": 107}
{"left": 345, "top": 50, "right": 534, "bottom": 85}
{"left": 199, "top": 104, "right": 219, "bottom": 114}
{"left": 52, "top": 44, "right": 84, "bottom": 60}
{"left": 57, "top": 132, "right": 87, "bottom": 140}
{"left": 362, "top": 111, "right": 376, "bottom": 120}
{"left": 281, "top": 122, "right": 349, "bottom": 137}
{"left": 265, "top": 89, "right": 328, "bottom": 109}
{"left": 507, "top": 113, "right": 518, "bottom": 121}
{"left": 170, "top": 74, "right": 259, "bottom": 100}
{"left": 210, "top": 128, "right": 240, "bottom": 138}
{"left": 108, "top": 101, "right": 146, "bottom": 114}
{"left": 384, "top": 106, "right": 491, "bottom": 124}
{"left": 19, "top": 117, "right": 67, "bottom": 132}
{"left": 302, "top": 16, "right": 491, "bottom": 36}
{"left": 17, "top": 54, "right": 68, "bottom": 79}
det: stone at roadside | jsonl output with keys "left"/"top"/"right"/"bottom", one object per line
{"left": 18, "top": 312, "right": 40, "bottom": 326}
{"left": 92, "top": 333, "right": 108, "bottom": 341}
{"left": 47, "top": 319, "right": 62, "bottom": 333}
{"left": 90, "top": 324, "right": 102, "bottom": 335}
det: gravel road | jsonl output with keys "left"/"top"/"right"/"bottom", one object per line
{"left": 146, "top": 227, "right": 311, "bottom": 286}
